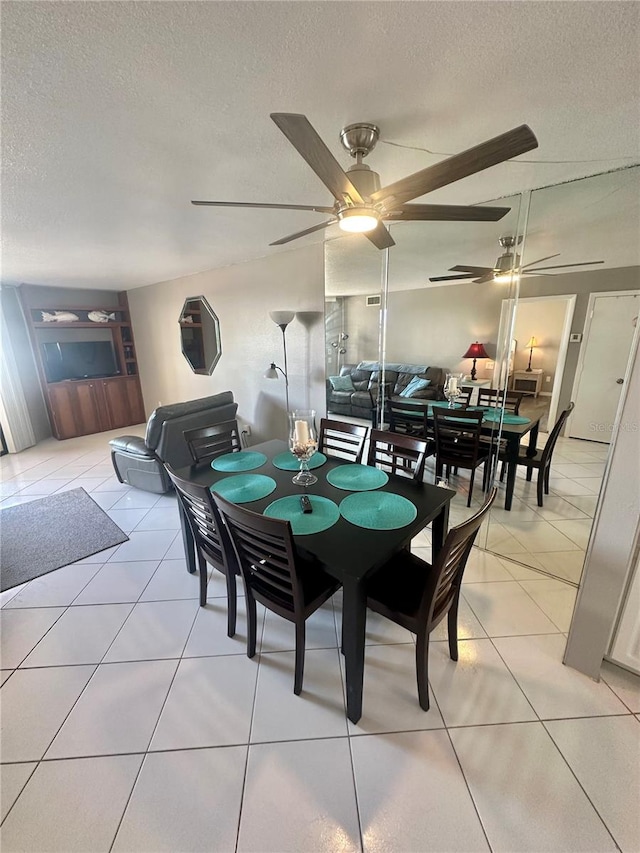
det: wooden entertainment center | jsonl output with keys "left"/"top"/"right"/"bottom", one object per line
{"left": 21, "top": 289, "right": 145, "bottom": 440}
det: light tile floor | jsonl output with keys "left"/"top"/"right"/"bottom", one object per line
{"left": 1, "top": 429, "right": 639, "bottom": 852}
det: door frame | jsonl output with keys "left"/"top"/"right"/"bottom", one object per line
{"left": 567, "top": 289, "right": 640, "bottom": 439}
{"left": 498, "top": 293, "right": 576, "bottom": 428}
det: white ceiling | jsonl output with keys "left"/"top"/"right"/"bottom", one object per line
{"left": 2, "top": 1, "right": 639, "bottom": 291}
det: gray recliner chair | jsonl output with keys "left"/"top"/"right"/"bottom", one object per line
{"left": 109, "top": 391, "right": 238, "bottom": 494}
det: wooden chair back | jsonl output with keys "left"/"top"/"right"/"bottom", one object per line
{"left": 540, "top": 402, "right": 575, "bottom": 467}
{"left": 183, "top": 419, "right": 242, "bottom": 465}
{"left": 423, "top": 488, "right": 497, "bottom": 630}
{"left": 457, "top": 387, "right": 473, "bottom": 407}
{"left": 318, "top": 418, "right": 368, "bottom": 463}
{"left": 387, "top": 399, "right": 430, "bottom": 438}
{"left": 164, "top": 465, "right": 233, "bottom": 575}
{"left": 433, "top": 408, "right": 485, "bottom": 468}
{"left": 477, "top": 388, "right": 523, "bottom": 414}
{"left": 213, "top": 493, "right": 304, "bottom": 616}
{"left": 367, "top": 429, "right": 429, "bottom": 482}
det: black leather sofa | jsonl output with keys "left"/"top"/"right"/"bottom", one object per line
{"left": 109, "top": 391, "right": 238, "bottom": 493}
{"left": 327, "top": 362, "right": 446, "bottom": 421}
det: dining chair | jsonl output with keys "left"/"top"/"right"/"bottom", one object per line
{"left": 213, "top": 493, "right": 341, "bottom": 695}
{"left": 386, "top": 398, "right": 431, "bottom": 439}
{"left": 318, "top": 418, "right": 368, "bottom": 463}
{"left": 365, "top": 488, "right": 497, "bottom": 711}
{"left": 457, "top": 387, "right": 473, "bottom": 407}
{"left": 433, "top": 408, "right": 491, "bottom": 506}
{"left": 477, "top": 387, "right": 524, "bottom": 414}
{"left": 164, "top": 465, "right": 239, "bottom": 635}
{"left": 499, "top": 402, "right": 575, "bottom": 506}
{"left": 367, "top": 428, "right": 430, "bottom": 482}
{"left": 183, "top": 419, "right": 242, "bottom": 465}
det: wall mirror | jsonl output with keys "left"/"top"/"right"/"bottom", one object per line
{"left": 324, "top": 194, "right": 526, "bottom": 553}
{"left": 179, "top": 296, "right": 222, "bottom": 375}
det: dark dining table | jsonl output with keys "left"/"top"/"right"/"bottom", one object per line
{"left": 386, "top": 401, "right": 542, "bottom": 511}
{"left": 174, "top": 439, "right": 455, "bottom": 724}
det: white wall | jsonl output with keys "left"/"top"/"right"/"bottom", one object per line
{"left": 127, "top": 244, "right": 326, "bottom": 443}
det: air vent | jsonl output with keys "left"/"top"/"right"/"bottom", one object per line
{"left": 366, "top": 295, "right": 381, "bottom": 307}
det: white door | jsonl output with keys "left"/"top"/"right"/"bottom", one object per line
{"left": 569, "top": 292, "right": 639, "bottom": 442}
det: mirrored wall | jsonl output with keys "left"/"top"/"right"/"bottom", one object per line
{"left": 324, "top": 165, "right": 640, "bottom": 587}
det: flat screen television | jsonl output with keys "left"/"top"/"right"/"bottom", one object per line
{"left": 41, "top": 341, "right": 119, "bottom": 382}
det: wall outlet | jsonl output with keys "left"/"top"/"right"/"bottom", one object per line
{"left": 242, "top": 424, "right": 251, "bottom": 436}
{"left": 545, "top": 376, "right": 551, "bottom": 383}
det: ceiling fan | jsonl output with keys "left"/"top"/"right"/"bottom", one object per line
{"left": 191, "top": 113, "right": 539, "bottom": 250}
{"left": 429, "top": 235, "right": 604, "bottom": 284}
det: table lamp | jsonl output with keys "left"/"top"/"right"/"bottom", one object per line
{"left": 462, "top": 341, "right": 489, "bottom": 381}
{"left": 524, "top": 336, "right": 537, "bottom": 372}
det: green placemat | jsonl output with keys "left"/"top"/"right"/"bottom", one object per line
{"left": 263, "top": 495, "right": 340, "bottom": 535}
{"left": 326, "top": 464, "right": 389, "bottom": 491}
{"left": 339, "top": 492, "right": 417, "bottom": 530}
{"left": 211, "top": 450, "right": 268, "bottom": 472}
{"left": 483, "top": 411, "right": 531, "bottom": 425}
{"left": 271, "top": 451, "right": 327, "bottom": 471}
{"left": 210, "top": 474, "right": 276, "bottom": 503}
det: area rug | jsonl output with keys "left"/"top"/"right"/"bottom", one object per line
{"left": 0, "top": 487, "right": 129, "bottom": 591}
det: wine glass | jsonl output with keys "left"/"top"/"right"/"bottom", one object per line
{"left": 289, "top": 410, "right": 318, "bottom": 486}
{"left": 444, "top": 373, "right": 463, "bottom": 408}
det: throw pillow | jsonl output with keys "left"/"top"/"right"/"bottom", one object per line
{"left": 400, "top": 377, "right": 431, "bottom": 398}
{"left": 329, "top": 375, "right": 356, "bottom": 392}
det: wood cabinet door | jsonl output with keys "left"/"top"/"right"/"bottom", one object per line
{"left": 47, "top": 382, "right": 104, "bottom": 438}
{"left": 101, "top": 377, "right": 145, "bottom": 429}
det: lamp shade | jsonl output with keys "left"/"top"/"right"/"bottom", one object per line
{"left": 264, "top": 363, "right": 279, "bottom": 379}
{"left": 525, "top": 336, "right": 538, "bottom": 349}
{"left": 269, "top": 311, "right": 295, "bottom": 328}
{"left": 462, "top": 341, "right": 490, "bottom": 360}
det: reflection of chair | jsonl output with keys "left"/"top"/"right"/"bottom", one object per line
{"left": 478, "top": 388, "right": 524, "bottom": 414}
{"left": 433, "top": 408, "right": 490, "bottom": 506}
{"left": 184, "top": 420, "right": 241, "bottom": 465}
{"left": 165, "top": 466, "right": 238, "bottom": 634}
{"left": 458, "top": 387, "right": 473, "bottom": 407}
{"left": 387, "top": 399, "right": 430, "bottom": 439}
{"left": 365, "top": 488, "right": 497, "bottom": 710}
{"left": 318, "top": 418, "right": 368, "bottom": 463}
{"left": 109, "top": 392, "right": 238, "bottom": 494}
{"left": 500, "top": 402, "right": 575, "bottom": 506}
{"left": 213, "top": 494, "right": 341, "bottom": 695}
{"left": 367, "top": 429, "right": 431, "bottom": 482}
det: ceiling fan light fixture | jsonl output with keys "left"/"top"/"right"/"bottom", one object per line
{"left": 337, "top": 207, "right": 379, "bottom": 234}
{"left": 493, "top": 271, "right": 520, "bottom": 284}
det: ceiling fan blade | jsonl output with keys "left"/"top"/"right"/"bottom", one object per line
{"left": 191, "top": 200, "right": 335, "bottom": 213}
{"left": 269, "top": 219, "right": 336, "bottom": 246}
{"left": 450, "top": 265, "right": 493, "bottom": 274}
{"left": 371, "top": 125, "right": 538, "bottom": 207}
{"left": 271, "top": 113, "right": 363, "bottom": 204}
{"left": 388, "top": 204, "right": 511, "bottom": 222}
{"left": 521, "top": 253, "right": 561, "bottom": 268}
{"left": 524, "top": 260, "right": 605, "bottom": 272}
{"left": 365, "top": 222, "right": 396, "bottom": 250}
{"left": 428, "top": 273, "right": 477, "bottom": 282}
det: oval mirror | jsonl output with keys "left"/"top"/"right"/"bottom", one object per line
{"left": 179, "top": 296, "right": 222, "bottom": 375}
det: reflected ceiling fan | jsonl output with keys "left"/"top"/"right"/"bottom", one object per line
{"left": 429, "top": 235, "right": 604, "bottom": 284}
{"left": 191, "top": 113, "right": 539, "bottom": 250}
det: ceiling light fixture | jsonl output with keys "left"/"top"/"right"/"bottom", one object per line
{"left": 337, "top": 207, "right": 379, "bottom": 234}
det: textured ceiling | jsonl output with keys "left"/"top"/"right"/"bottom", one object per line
{"left": 2, "top": 1, "right": 639, "bottom": 290}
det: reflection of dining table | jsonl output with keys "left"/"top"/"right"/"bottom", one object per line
{"left": 387, "top": 401, "right": 542, "bottom": 511}
{"left": 174, "top": 439, "right": 455, "bottom": 724}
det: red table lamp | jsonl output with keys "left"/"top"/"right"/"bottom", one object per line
{"left": 462, "top": 341, "right": 490, "bottom": 381}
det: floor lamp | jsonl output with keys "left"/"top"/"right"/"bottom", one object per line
{"left": 265, "top": 311, "right": 295, "bottom": 413}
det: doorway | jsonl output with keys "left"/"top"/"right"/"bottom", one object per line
{"left": 568, "top": 291, "right": 639, "bottom": 442}
{"left": 498, "top": 294, "right": 576, "bottom": 432}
